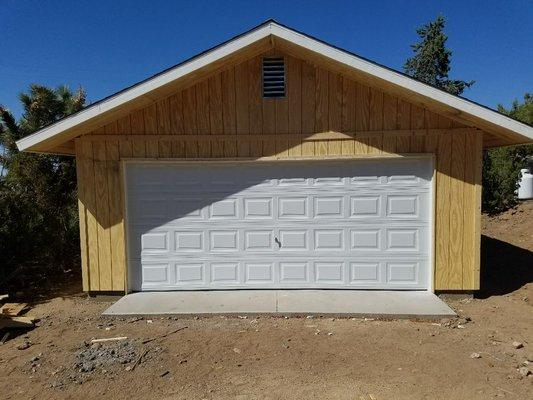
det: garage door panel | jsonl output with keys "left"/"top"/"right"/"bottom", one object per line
{"left": 176, "top": 263, "right": 205, "bottom": 284}
{"left": 314, "top": 196, "right": 344, "bottom": 217}
{"left": 126, "top": 159, "right": 432, "bottom": 291}
{"left": 244, "top": 230, "right": 274, "bottom": 251}
{"left": 314, "top": 229, "right": 344, "bottom": 250}
{"left": 351, "top": 229, "right": 381, "bottom": 250}
{"left": 244, "top": 198, "right": 273, "bottom": 219}
{"left": 350, "top": 262, "right": 381, "bottom": 283}
{"left": 209, "top": 230, "right": 239, "bottom": 251}
{"left": 211, "top": 262, "right": 240, "bottom": 284}
{"left": 209, "top": 198, "right": 239, "bottom": 219}
{"left": 386, "top": 228, "right": 420, "bottom": 251}
{"left": 280, "top": 262, "right": 311, "bottom": 283}
{"left": 141, "top": 232, "right": 169, "bottom": 252}
{"left": 175, "top": 231, "right": 204, "bottom": 252}
{"left": 133, "top": 259, "right": 429, "bottom": 290}
{"left": 387, "top": 262, "right": 420, "bottom": 284}
{"left": 279, "top": 229, "right": 309, "bottom": 250}
{"left": 278, "top": 197, "right": 309, "bottom": 219}
{"left": 136, "top": 225, "right": 430, "bottom": 256}
{"left": 245, "top": 263, "right": 275, "bottom": 284}
{"left": 142, "top": 262, "right": 170, "bottom": 285}
{"left": 167, "top": 198, "right": 205, "bottom": 220}
{"left": 315, "top": 262, "right": 344, "bottom": 283}
{"left": 350, "top": 195, "right": 381, "bottom": 217}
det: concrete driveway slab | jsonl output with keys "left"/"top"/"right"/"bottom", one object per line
{"left": 103, "top": 290, "right": 455, "bottom": 319}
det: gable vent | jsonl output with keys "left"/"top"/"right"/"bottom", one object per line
{"left": 262, "top": 57, "right": 285, "bottom": 98}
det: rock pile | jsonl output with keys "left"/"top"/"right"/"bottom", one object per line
{"left": 75, "top": 340, "right": 138, "bottom": 373}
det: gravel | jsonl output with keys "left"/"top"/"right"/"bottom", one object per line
{"left": 74, "top": 341, "right": 138, "bottom": 373}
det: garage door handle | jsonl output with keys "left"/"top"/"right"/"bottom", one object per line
{"left": 274, "top": 237, "right": 281, "bottom": 248}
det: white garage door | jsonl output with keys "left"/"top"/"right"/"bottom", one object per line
{"left": 125, "top": 159, "right": 432, "bottom": 291}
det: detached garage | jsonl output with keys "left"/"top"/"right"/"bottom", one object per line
{"left": 17, "top": 21, "right": 533, "bottom": 295}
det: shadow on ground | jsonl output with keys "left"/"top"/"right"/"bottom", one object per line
{"left": 3, "top": 235, "right": 532, "bottom": 303}
{"left": 478, "top": 234, "right": 533, "bottom": 298}
{"left": 2, "top": 264, "right": 83, "bottom": 304}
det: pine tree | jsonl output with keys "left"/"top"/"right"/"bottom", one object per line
{"left": 404, "top": 15, "right": 474, "bottom": 95}
{"left": 0, "top": 85, "right": 85, "bottom": 288}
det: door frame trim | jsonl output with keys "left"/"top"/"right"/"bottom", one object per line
{"left": 121, "top": 154, "right": 436, "bottom": 293}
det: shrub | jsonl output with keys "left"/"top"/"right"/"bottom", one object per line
{"left": 482, "top": 94, "right": 533, "bottom": 214}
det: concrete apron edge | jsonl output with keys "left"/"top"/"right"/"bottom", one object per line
{"left": 102, "top": 290, "right": 457, "bottom": 320}
{"left": 102, "top": 312, "right": 455, "bottom": 320}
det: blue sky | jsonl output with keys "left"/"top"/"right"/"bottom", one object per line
{"left": 1, "top": 0, "right": 531, "bottom": 118}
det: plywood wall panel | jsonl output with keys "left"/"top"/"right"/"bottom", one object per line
{"left": 106, "top": 140, "right": 125, "bottom": 290}
{"left": 356, "top": 83, "right": 370, "bottom": 131}
{"left": 92, "top": 141, "right": 112, "bottom": 290}
{"left": 208, "top": 74, "right": 224, "bottom": 136}
{"left": 342, "top": 78, "right": 356, "bottom": 133}
{"left": 315, "top": 67, "right": 329, "bottom": 133}
{"left": 143, "top": 104, "right": 159, "bottom": 157}
{"left": 79, "top": 141, "right": 100, "bottom": 291}
{"left": 462, "top": 130, "right": 483, "bottom": 289}
{"left": 301, "top": 61, "right": 316, "bottom": 134}
{"left": 434, "top": 133, "right": 453, "bottom": 290}
{"left": 117, "top": 116, "right": 133, "bottom": 157}
{"left": 77, "top": 49, "right": 481, "bottom": 293}
{"left": 156, "top": 99, "right": 172, "bottom": 157}
{"left": 287, "top": 56, "right": 302, "bottom": 134}
{"left": 328, "top": 72, "right": 342, "bottom": 132}
{"left": 75, "top": 143, "right": 90, "bottom": 291}
{"left": 196, "top": 80, "right": 211, "bottom": 157}
{"left": 448, "top": 132, "right": 467, "bottom": 289}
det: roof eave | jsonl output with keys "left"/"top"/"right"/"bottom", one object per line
{"left": 16, "top": 20, "right": 533, "bottom": 153}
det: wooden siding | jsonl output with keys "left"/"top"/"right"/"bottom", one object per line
{"left": 75, "top": 51, "right": 483, "bottom": 292}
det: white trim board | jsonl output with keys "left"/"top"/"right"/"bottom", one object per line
{"left": 16, "top": 20, "right": 533, "bottom": 152}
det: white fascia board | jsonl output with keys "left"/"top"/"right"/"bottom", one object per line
{"left": 271, "top": 24, "right": 533, "bottom": 141}
{"left": 16, "top": 23, "right": 275, "bottom": 151}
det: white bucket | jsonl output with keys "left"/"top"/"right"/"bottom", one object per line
{"left": 518, "top": 168, "right": 533, "bottom": 200}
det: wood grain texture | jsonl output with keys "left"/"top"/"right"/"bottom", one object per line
{"left": 79, "top": 140, "right": 100, "bottom": 290}
{"left": 235, "top": 62, "right": 250, "bottom": 157}
{"left": 328, "top": 72, "right": 342, "bottom": 132}
{"left": 287, "top": 56, "right": 302, "bottom": 134}
{"left": 315, "top": 67, "right": 329, "bottom": 133}
{"left": 75, "top": 141, "right": 90, "bottom": 291}
{"left": 463, "top": 130, "right": 483, "bottom": 289}
{"left": 92, "top": 141, "right": 112, "bottom": 290}
{"left": 196, "top": 80, "right": 211, "bottom": 157}
{"left": 301, "top": 60, "right": 316, "bottom": 134}
{"left": 117, "top": 116, "right": 133, "bottom": 158}
{"left": 434, "top": 132, "right": 453, "bottom": 290}
{"left": 156, "top": 99, "right": 172, "bottom": 157}
{"left": 76, "top": 50, "right": 482, "bottom": 292}
{"left": 221, "top": 68, "right": 237, "bottom": 156}
{"left": 143, "top": 104, "right": 159, "bottom": 158}
{"left": 248, "top": 57, "right": 263, "bottom": 157}
{"left": 473, "top": 132, "right": 483, "bottom": 289}
{"left": 356, "top": 83, "right": 370, "bottom": 131}
{"left": 106, "top": 140, "right": 126, "bottom": 290}
{"left": 448, "top": 131, "right": 466, "bottom": 289}
{"left": 130, "top": 109, "right": 146, "bottom": 157}
{"left": 183, "top": 86, "right": 198, "bottom": 157}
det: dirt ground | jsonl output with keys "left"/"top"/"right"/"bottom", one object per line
{"left": 1, "top": 203, "right": 532, "bottom": 400}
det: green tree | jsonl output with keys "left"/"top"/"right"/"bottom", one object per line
{"left": 482, "top": 94, "right": 533, "bottom": 213}
{"left": 0, "top": 85, "right": 86, "bottom": 288}
{"left": 404, "top": 15, "right": 474, "bottom": 95}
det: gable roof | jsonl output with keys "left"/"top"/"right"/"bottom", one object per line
{"left": 16, "top": 19, "right": 533, "bottom": 153}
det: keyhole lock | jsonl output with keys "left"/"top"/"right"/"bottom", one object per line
{"left": 274, "top": 237, "right": 282, "bottom": 248}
